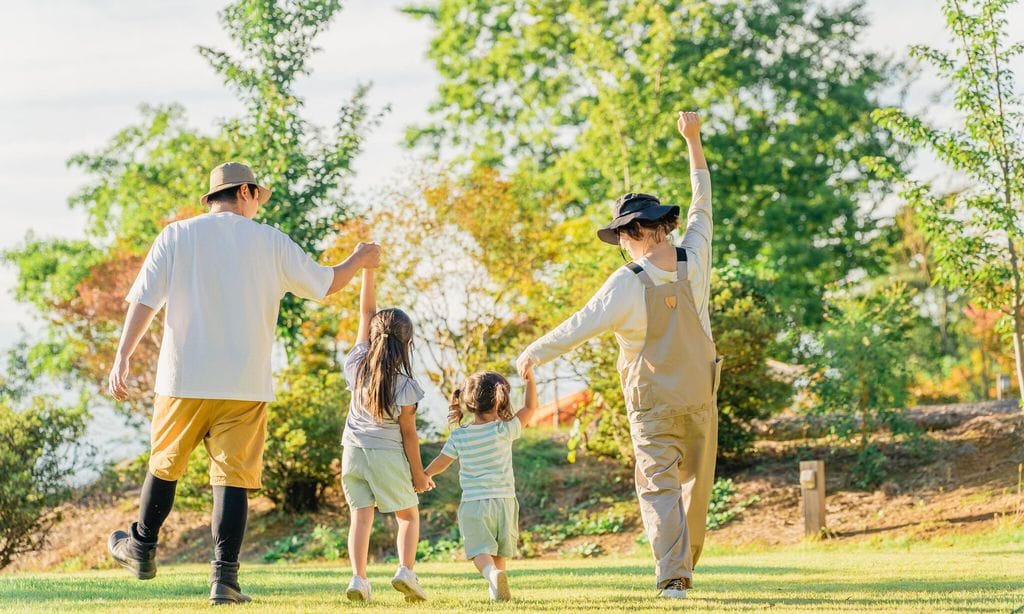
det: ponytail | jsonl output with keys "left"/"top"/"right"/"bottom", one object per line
{"left": 448, "top": 389, "right": 465, "bottom": 426}
{"left": 355, "top": 308, "right": 415, "bottom": 423}
{"left": 493, "top": 381, "right": 514, "bottom": 422}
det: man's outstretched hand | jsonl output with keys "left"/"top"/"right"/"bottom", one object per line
{"left": 678, "top": 111, "right": 700, "bottom": 140}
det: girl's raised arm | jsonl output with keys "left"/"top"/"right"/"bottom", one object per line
{"left": 515, "top": 366, "right": 538, "bottom": 425}
{"left": 356, "top": 268, "right": 376, "bottom": 344}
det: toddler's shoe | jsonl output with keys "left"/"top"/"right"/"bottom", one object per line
{"left": 392, "top": 566, "right": 427, "bottom": 602}
{"left": 487, "top": 568, "right": 511, "bottom": 601}
{"left": 659, "top": 578, "right": 687, "bottom": 599}
{"left": 346, "top": 575, "right": 372, "bottom": 602}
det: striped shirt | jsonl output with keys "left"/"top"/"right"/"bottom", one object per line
{"left": 440, "top": 417, "right": 523, "bottom": 502}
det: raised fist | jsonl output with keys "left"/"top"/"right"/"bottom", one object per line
{"left": 677, "top": 111, "right": 700, "bottom": 140}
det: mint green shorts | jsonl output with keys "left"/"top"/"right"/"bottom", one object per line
{"left": 458, "top": 498, "right": 519, "bottom": 559}
{"left": 341, "top": 446, "right": 418, "bottom": 513}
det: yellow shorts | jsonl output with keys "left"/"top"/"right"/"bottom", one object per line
{"left": 148, "top": 395, "right": 268, "bottom": 489}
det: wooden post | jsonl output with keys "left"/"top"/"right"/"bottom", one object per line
{"left": 996, "top": 374, "right": 1011, "bottom": 400}
{"left": 799, "top": 460, "right": 826, "bottom": 537}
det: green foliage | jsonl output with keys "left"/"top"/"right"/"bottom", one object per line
{"left": 262, "top": 523, "right": 352, "bottom": 563}
{"left": 415, "top": 535, "right": 462, "bottom": 562}
{"left": 409, "top": 0, "right": 906, "bottom": 326}
{"left": 711, "top": 266, "right": 793, "bottom": 457}
{"left": 871, "top": 0, "right": 1024, "bottom": 401}
{"left": 807, "top": 283, "right": 919, "bottom": 489}
{"left": 706, "top": 478, "right": 759, "bottom": 530}
{"left": 560, "top": 542, "right": 604, "bottom": 558}
{"left": 262, "top": 363, "right": 347, "bottom": 513}
{"left": 0, "top": 395, "right": 91, "bottom": 568}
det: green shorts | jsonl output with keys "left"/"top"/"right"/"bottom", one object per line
{"left": 458, "top": 497, "right": 519, "bottom": 559}
{"left": 341, "top": 446, "right": 419, "bottom": 513}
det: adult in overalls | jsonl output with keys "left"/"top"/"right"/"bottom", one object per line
{"left": 516, "top": 112, "right": 721, "bottom": 599}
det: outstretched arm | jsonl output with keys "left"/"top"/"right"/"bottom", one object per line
{"left": 515, "top": 365, "right": 538, "bottom": 425}
{"left": 356, "top": 268, "right": 376, "bottom": 344}
{"left": 398, "top": 404, "right": 434, "bottom": 492}
{"left": 424, "top": 453, "right": 455, "bottom": 478}
{"left": 108, "top": 302, "right": 158, "bottom": 401}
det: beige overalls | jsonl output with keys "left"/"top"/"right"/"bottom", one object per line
{"left": 620, "top": 248, "right": 723, "bottom": 589}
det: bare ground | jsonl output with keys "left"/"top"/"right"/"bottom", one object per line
{"left": 7, "top": 411, "right": 1023, "bottom": 572}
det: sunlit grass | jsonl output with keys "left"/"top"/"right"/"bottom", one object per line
{"left": 2, "top": 525, "right": 1021, "bottom": 613}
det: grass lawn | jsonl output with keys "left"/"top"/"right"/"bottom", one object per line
{"left": 2, "top": 526, "right": 1021, "bottom": 613}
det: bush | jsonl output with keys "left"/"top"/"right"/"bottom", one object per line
{"left": 706, "top": 478, "right": 759, "bottom": 530}
{"left": 807, "top": 283, "right": 919, "bottom": 489}
{"left": 262, "top": 363, "right": 346, "bottom": 512}
{"left": 712, "top": 266, "right": 793, "bottom": 457}
{"left": 0, "top": 396, "right": 91, "bottom": 568}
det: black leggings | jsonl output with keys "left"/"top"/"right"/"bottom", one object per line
{"left": 137, "top": 473, "right": 177, "bottom": 542}
{"left": 136, "top": 473, "right": 248, "bottom": 562}
{"left": 212, "top": 485, "right": 249, "bottom": 563}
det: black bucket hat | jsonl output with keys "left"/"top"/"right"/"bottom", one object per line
{"left": 596, "top": 192, "right": 679, "bottom": 245}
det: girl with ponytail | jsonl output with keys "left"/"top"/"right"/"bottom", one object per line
{"left": 424, "top": 367, "right": 538, "bottom": 601}
{"left": 340, "top": 268, "right": 431, "bottom": 604}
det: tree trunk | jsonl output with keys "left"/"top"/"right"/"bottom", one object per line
{"left": 1013, "top": 312, "right": 1024, "bottom": 410}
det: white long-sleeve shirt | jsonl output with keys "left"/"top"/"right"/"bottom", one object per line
{"left": 521, "top": 170, "right": 713, "bottom": 367}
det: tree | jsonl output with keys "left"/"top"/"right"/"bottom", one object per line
{"left": 0, "top": 394, "right": 91, "bottom": 568}
{"left": 873, "top": 0, "right": 1024, "bottom": 404}
{"left": 406, "top": 0, "right": 906, "bottom": 326}
{"left": 4, "top": 0, "right": 378, "bottom": 417}
{"left": 322, "top": 166, "right": 562, "bottom": 399}
{"left": 807, "top": 283, "right": 918, "bottom": 489}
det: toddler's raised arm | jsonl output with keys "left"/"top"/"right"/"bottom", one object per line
{"left": 515, "top": 366, "right": 538, "bottom": 426}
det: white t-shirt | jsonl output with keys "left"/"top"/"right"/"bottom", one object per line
{"left": 521, "top": 170, "right": 714, "bottom": 367}
{"left": 341, "top": 341, "right": 426, "bottom": 450}
{"left": 126, "top": 212, "right": 335, "bottom": 402}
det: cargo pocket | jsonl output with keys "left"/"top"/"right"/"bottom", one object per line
{"left": 629, "top": 383, "right": 655, "bottom": 412}
{"left": 712, "top": 356, "right": 724, "bottom": 397}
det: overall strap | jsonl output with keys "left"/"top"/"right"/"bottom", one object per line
{"left": 626, "top": 261, "right": 656, "bottom": 288}
{"left": 676, "top": 247, "right": 689, "bottom": 282}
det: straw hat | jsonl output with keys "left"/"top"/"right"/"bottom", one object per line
{"left": 200, "top": 162, "right": 272, "bottom": 206}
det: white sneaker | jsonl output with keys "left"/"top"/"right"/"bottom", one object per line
{"left": 346, "top": 575, "right": 371, "bottom": 602}
{"left": 391, "top": 566, "right": 427, "bottom": 602}
{"left": 659, "top": 579, "right": 688, "bottom": 599}
{"left": 487, "top": 569, "right": 511, "bottom": 601}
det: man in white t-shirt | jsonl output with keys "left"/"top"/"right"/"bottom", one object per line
{"left": 105, "top": 162, "right": 379, "bottom": 605}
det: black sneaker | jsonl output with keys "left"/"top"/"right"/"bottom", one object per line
{"left": 107, "top": 522, "right": 157, "bottom": 580}
{"left": 659, "top": 578, "right": 688, "bottom": 599}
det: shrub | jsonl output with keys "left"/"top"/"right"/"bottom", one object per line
{"left": 807, "top": 283, "right": 919, "bottom": 489}
{"left": 262, "top": 363, "right": 347, "bottom": 513}
{"left": 706, "top": 478, "right": 759, "bottom": 530}
{"left": 0, "top": 396, "right": 91, "bottom": 568}
{"left": 711, "top": 266, "right": 793, "bottom": 457}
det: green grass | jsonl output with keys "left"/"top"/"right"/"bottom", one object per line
{"left": 2, "top": 526, "right": 1022, "bottom": 613}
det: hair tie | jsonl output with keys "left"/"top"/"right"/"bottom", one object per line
{"left": 381, "top": 332, "right": 390, "bottom": 338}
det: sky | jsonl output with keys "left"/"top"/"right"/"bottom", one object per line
{"left": 1, "top": 0, "right": 1022, "bottom": 447}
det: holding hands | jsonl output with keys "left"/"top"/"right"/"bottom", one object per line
{"left": 354, "top": 241, "right": 381, "bottom": 269}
